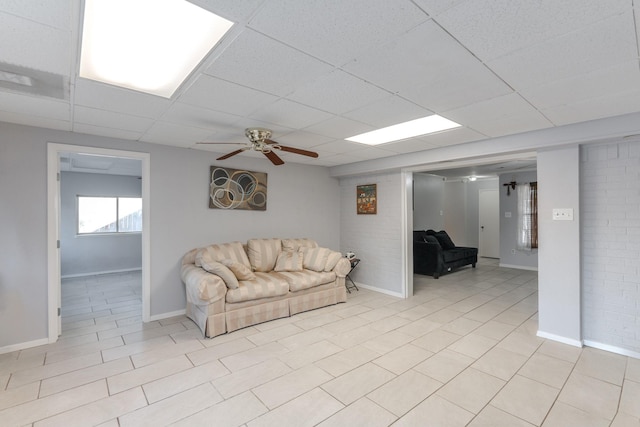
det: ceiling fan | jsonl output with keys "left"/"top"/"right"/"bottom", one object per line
{"left": 197, "top": 128, "right": 319, "bottom": 166}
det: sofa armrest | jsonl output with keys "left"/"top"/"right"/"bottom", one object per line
{"left": 333, "top": 257, "right": 351, "bottom": 278}
{"left": 181, "top": 264, "right": 227, "bottom": 304}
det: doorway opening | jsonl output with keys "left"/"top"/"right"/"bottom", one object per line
{"left": 47, "top": 143, "right": 151, "bottom": 343}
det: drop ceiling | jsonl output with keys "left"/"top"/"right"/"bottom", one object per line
{"left": 1, "top": 0, "right": 639, "bottom": 167}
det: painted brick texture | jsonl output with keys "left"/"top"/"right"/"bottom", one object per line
{"left": 581, "top": 140, "right": 640, "bottom": 354}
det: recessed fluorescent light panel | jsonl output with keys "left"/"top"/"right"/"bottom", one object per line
{"left": 346, "top": 115, "right": 461, "bottom": 145}
{"left": 80, "top": 0, "right": 233, "bottom": 98}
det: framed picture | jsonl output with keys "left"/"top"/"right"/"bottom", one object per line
{"left": 357, "top": 184, "right": 377, "bottom": 214}
{"left": 209, "top": 166, "right": 267, "bottom": 211}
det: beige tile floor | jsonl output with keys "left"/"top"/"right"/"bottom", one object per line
{"left": 1, "top": 261, "right": 640, "bottom": 426}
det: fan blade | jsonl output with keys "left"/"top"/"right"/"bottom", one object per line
{"left": 277, "top": 145, "right": 319, "bottom": 158}
{"left": 217, "top": 148, "right": 248, "bottom": 160}
{"left": 263, "top": 150, "right": 284, "bottom": 165}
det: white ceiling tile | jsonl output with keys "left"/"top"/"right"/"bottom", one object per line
{"left": 487, "top": 12, "right": 638, "bottom": 90}
{"left": 542, "top": 90, "right": 640, "bottom": 126}
{"left": 435, "top": 0, "right": 630, "bottom": 61}
{"left": 0, "top": 91, "right": 69, "bottom": 120}
{"left": 415, "top": 127, "right": 487, "bottom": 147}
{"left": 74, "top": 106, "right": 155, "bottom": 133}
{"left": 161, "top": 103, "right": 241, "bottom": 132}
{"left": 313, "top": 140, "right": 371, "bottom": 155}
{"left": 287, "top": 70, "right": 390, "bottom": 115}
{"left": 469, "top": 112, "right": 553, "bottom": 138}
{"left": 0, "top": 12, "right": 71, "bottom": 76}
{"left": 140, "top": 122, "right": 217, "bottom": 147}
{"left": 0, "top": 0, "right": 72, "bottom": 30}
{"left": 0, "top": 110, "right": 70, "bottom": 131}
{"left": 302, "top": 116, "right": 374, "bottom": 140}
{"left": 519, "top": 61, "right": 640, "bottom": 110}
{"left": 444, "top": 93, "right": 551, "bottom": 129}
{"left": 187, "top": 0, "right": 265, "bottom": 22}
{"left": 376, "top": 138, "right": 440, "bottom": 154}
{"left": 344, "top": 20, "right": 513, "bottom": 111}
{"left": 74, "top": 79, "right": 171, "bottom": 119}
{"left": 248, "top": 99, "right": 334, "bottom": 129}
{"left": 248, "top": 0, "right": 429, "bottom": 66}
{"left": 412, "top": 0, "right": 467, "bottom": 17}
{"left": 72, "top": 123, "right": 143, "bottom": 142}
{"left": 274, "top": 131, "right": 334, "bottom": 149}
{"left": 343, "top": 95, "right": 434, "bottom": 128}
{"left": 178, "top": 75, "right": 278, "bottom": 117}
{"left": 203, "top": 29, "right": 334, "bottom": 96}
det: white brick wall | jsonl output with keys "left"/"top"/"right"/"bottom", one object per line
{"left": 340, "top": 172, "right": 403, "bottom": 295}
{"left": 581, "top": 139, "right": 640, "bottom": 354}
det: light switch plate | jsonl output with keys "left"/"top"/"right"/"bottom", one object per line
{"left": 552, "top": 208, "right": 574, "bottom": 220}
{"left": 505, "top": 212, "right": 512, "bottom": 218}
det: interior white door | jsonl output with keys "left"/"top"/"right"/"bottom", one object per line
{"left": 479, "top": 189, "right": 500, "bottom": 258}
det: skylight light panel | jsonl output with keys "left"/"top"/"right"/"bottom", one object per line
{"left": 346, "top": 115, "right": 461, "bottom": 145}
{"left": 80, "top": 0, "right": 233, "bottom": 98}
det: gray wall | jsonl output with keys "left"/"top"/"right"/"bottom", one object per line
{"left": 0, "top": 122, "right": 341, "bottom": 349}
{"left": 499, "top": 171, "right": 539, "bottom": 269}
{"left": 413, "top": 175, "right": 498, "bottom": 248}
{"left": 581, "top": 140, "right": 640, "bottom": 355}
{"left": 60, "top": 172, "right": 142, "bottom": 277}
{"left": 413, "top": 173, "right": 444, "bottom": 231}
{"left": 537, "top": 146, "right": 581, "bottom": 345}
{"left": 340, "top": 172, "right": 403, "bottom": 296}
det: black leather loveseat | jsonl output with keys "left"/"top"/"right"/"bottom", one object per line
{"left": 413, "top": 230, "right": 478, "bottom": 278}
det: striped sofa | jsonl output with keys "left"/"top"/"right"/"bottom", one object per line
{"left": 181, "top": 238, "right": 350, "bottom": 338}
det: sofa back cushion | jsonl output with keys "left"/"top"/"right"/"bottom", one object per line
{"left": 434, "top": 231, "right": 456, "bottom": 250}
{"left": 424, "top": 235, "right": 441, "bottom": 247}
{"left": 200, "top": 241, "right": 251, "bottom": 268}
{"left": 302, "top": 247, "right": 330, "bottom": 272}
{"left": 247, "top": 238, "right": 282, "bottom": 272}
{"left": 274, "top": 250, "right": 304, "bottom": 272}
{"left": 282, "top": 238, "right": 318, "bottom": 251}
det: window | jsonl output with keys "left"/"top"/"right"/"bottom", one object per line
{"left": 516, "top": 182, "right": 538, "bottom": 250}
{"left": 78, "top": 196, "right": 142, "bottom": 234}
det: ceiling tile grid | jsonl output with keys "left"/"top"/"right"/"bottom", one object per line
{"left": 0, "top": 0, "right": 639, "bottom": 167}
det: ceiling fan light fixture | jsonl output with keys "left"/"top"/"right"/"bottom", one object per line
{"left": 79, "top": 0, "right": 233, "bottom": 98}
{"left": 346, "top": 114, "right": 461, "bottom": 145}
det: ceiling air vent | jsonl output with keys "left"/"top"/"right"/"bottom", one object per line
{"left": 0, "top": 62, "right": 67, "bottom": 100}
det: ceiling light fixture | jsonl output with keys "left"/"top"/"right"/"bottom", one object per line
{"left": 346, "top": 114, "right": 461, "bottom": 145}
{"left": 79, "top": 0, "right": 233, "bottom": 98}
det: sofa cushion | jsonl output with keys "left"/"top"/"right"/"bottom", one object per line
{"left": 424, "top": 235, "right": 441, "bottom": 246}
{"left": 282, "top": 238, "right": 318, "bottom": 251}
{"left": 247, "top": 238, "right": 282, "bottom": 272}
{"left": 302, "top": 247, "right": 330, "bottom": 272}
{"left": 274, "top": 250, "right": 304, "bottom": 272}
{"left": 275, "top": 270, "right": 336, "bottom": 292}
{"left": 201, "top": 242, "right": 251, "bottom": 268}
{"left": 434, "top": 231, "right": 456, "bottom": 250}
{"left": 221, "top": 259, "right": 256, "bottom": 281}
{"left": 225, "top": 272, "right": 290, "bottom": 303}
{"left": 324, "top": 251, "right": 343, "bottom": 272}
{"left": 199, "top": 254, "right": 239, "bottom": 289}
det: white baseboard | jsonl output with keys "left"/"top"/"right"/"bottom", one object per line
{"left": 499, "top": 263, "right": 538, "bottom": 271}
{"left": 583, "top": 340, "right": 640, "bottom": 359}
{"left": 0, "top": 337, "right": 50, "bottom": 355}
{"left": 62, "top": 267, "right": 142, "bottom": 279}
{"left": 148, "top": 309, "right": 186, "bottom": 322}
{"left": 353, "top": 283, "right": 404, "bottom": 298}
{"left": 536, "top": 331, "right": 583, "bottom": 348}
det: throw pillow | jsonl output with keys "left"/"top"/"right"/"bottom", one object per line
{"left": 199, "top": 254, "right": 239, "bottom": 289}
{"left": 221, "top": 259, "right": 256, "bottom": 281}
{"left": 302, "top": 247, "right": 330, "bottom": 272}
{"left": 424, "top": 235, "right": 441, "bottom": 247}
{"left": 247, "top": 238, "right": 281, "bottom": 272}
{"left": 324, "top": 251, "right": 343, "bottom": 272}
{"left": 434, "top": 231, "right": 456, "bottom": 250}
{"left": 274, "top": 250, "right": 304, "bottom": 272}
